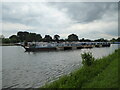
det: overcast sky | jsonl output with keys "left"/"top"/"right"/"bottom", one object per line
{"left": 1, "top": 2, "right": 118, "bottom": 40}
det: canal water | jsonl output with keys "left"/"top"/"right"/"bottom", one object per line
{"left": 2, "top": 44, "right": 118, "bottom": 88}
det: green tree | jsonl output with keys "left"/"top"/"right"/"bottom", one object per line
{"left": 17, "top": 31, "right": 29, "bottom": 42}
{"left": 36, "top": 34, "right": 42, "bottom": 41}
{"left": 94, "top": 38, "right": 108, "bottom": 42}
{"left": 54, "top": 34, "right": 60, "bottom": 42}
{"left": 29, "top": 33, "right": 37, "bottom": 41}
{"left": 9, "top": 35, "right": 19, "bottom": 43}
{"left": 2, "top": 38, "right": 11, "bottom": 43}
{"left": 80, "top": 38, "right": 92, "bottom": 42}
{"left": 68, "top": 34, "right": 79, "bottom": 41}
{"left": 17, "top": 31, "right": 42, "bottom": 42}
{"left": 59, "top": 39, "right": 65, "bottom": 42}
{"left": 110, "top": 38, "right": 116, "bottom": 42}
{"left": 117, "top": 37, "right": 120, "bottom": 42}
{"left": 80, "top": 38, "right": 85, "bottom": 42}
{"left": 43, "top": 35, "right": 53, "bottom": 42}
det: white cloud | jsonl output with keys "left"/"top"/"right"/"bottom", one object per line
{"left": 2, "top": 2, "right": 73, "bottom": 37}
{"left": 65, "top": 21, "right": 117, "bottom": 39}
{"left": 1, "top": 2, "right": 118, "bottom": 40}
{"left": 1, "top": 22, "right": 34, "bottom": 37}
{"left": 2, "top": 22, "right": 34, "bottom": 31}
{"left": 2, "top": 2, "right": 73, "bottom": 26}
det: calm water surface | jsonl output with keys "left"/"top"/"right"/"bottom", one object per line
{"left": 2, "top": 44, "right": 118, "bottom": 88}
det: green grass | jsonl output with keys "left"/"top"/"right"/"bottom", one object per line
{"left": 42, "top": 49, "right": 119, "bottom": 88}
{"left": 82, "top": 53, "right": 118, "bottom": 88}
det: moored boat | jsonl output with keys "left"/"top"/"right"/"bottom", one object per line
{"left": 22, "top": 42, "right": 111, "bottom": 52}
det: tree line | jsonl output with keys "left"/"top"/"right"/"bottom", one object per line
{"left": 0, "top": 31, "right": 120, "bottom": 43}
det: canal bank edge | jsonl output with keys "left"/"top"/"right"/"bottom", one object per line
{"left": 42, "top": 48, "right": 119, "bottom": 88}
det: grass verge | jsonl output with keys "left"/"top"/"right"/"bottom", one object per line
{"left": 42, "top": 49, "right": 119, "bottom": 88}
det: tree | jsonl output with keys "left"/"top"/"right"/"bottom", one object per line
{"left": 68, "top": 34, "right": 79, "bottom": 41}
{"left": 17, "top": 31, "right": 29, "bottom": 42}
{"left": 17, "top": 31, "right": 43, "bottom": 42}
{"left": 43, "top": 35, "right": 52, "bottom": 42}
{"left": 110, "top": 38, "right": 116, "bottom": 42}
{"left": 94, "top": 38, "right": 108, "bottom": 42}
{"left": 2, "top": 38, "right": 10, "bottom": 43}
{"left": 54, "top": 34, "right": 60, "bottom": 42}
{"left": 80, "top": 38, "right": 85, "bottom": 42}
{"left": 9, "top": 35, "right": 19, "bottom": 43}
{"left": 29, "top": 33, "right": 37, "bottom": 41}
{"left": 117, "top": 37, "right": 120, "bottom": 42}
{"left": 59, "top": 39, "right": 65, "bottom": 42}
{"left": 36, "top": 34, "right": 42, "bottom": 41}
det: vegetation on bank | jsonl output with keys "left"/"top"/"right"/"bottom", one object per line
{"left": 42, "top": 49, "right": 119, "bottom": 88}
{"left": 0, "top": 31, "right": 120, "bottom": 44}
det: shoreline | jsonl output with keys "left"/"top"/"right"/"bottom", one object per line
{"left": 42, "top": 48, "right": 119, "bottom": 88}
{"left": 0, "top": 43, "right": 16, "bottom": 46}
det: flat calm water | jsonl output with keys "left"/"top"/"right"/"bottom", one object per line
{"left": 2, "top": 44, "right": 118, "bottom": 88}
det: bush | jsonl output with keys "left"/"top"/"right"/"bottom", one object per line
{"left": 81, "top": 52, "right": 95, "bottom": 66}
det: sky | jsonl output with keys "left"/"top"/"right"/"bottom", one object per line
{"left": 1, "top": 2, "right": 118, "bottom": 40}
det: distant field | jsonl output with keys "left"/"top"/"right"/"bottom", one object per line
{"left": 42, "top": 48, "right": 119, "bottom": 88}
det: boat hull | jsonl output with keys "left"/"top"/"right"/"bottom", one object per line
{"left": 25, "top": 47, "right": 57, "bottom": 52}
{"left": 102, "top": 44, "right": 111, "bottom": 47}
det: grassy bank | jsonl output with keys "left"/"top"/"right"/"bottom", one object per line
{"left": 42, "top": 49, "right": 119, "bottom": 88}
